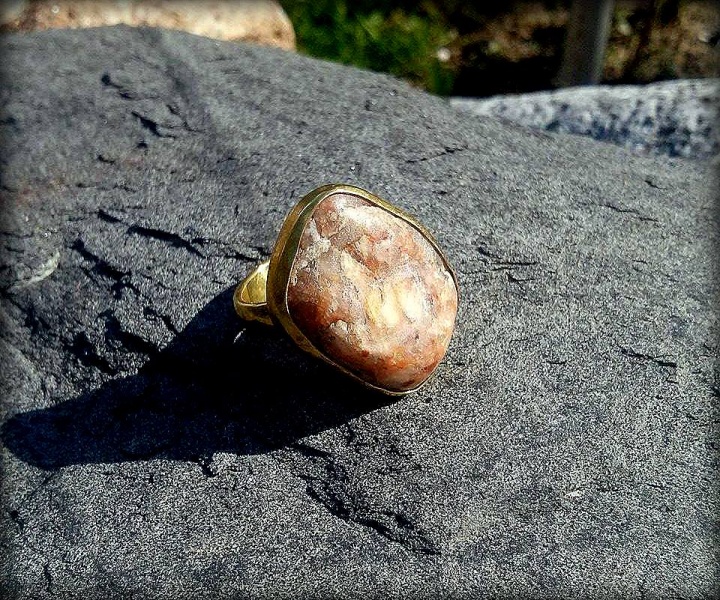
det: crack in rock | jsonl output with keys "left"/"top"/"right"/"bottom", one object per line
{"left": 70, "top": 238, "right": 139, "bottom": 298}
{"left": 101, "top": 72, "right": 135, "bottom": 99}
{"left": 279, "top": 443, "right": 440, "bottom": 556}
{"left": 189, "top": 236, "right": 262, "bottom": 262}
{"left": 406, "top": 144, "right": 469, "bottom": 164}
{"left": 101, "top": 310, "right": 158, "bottom": 357}
{"left": 193, "top": 455, "right": 218, "bottom": 478}
{"left": 42, "top": 562, "right": 53, "bottom": 594}
{"left": 131, "top": 110, "right": 177, "bottom": 139}
{"left": 142, "top": 306, "right": 178, "bottom": 335}
{"left": 67, "top": 331, "right": 117, "bottom": 375}
{"left": 8, "top": 508, "right": 25, "bottom": 533}
{"left": 461, "top": 242, "right": 540, "bottom": 277}
{"left": 617, "top": 344, "right": 678, "bottom": 369}
{"left": 75, "top": 182, "right": 138, "bottom": 193}
{"left": 94, "top": 210, "right": 205, "bottom": 258}
{"left": 97, "top": 209, "right": 124, "bottom": 224}
{"left": 126, "top": 224, "right": 204, "bottom": 257}
{"left": 593, "top": 202, "right": 659, "bottom": 223}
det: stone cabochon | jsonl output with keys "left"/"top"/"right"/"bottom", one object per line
{"left": 287, "top": 193, "right": 458, "bottom": 392}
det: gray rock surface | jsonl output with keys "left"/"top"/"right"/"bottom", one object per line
{"left": 0, "top": 26, "right": 718, "bottom": 599}
{"left": 451, "top": 79, "right": 720, "bottom": 160}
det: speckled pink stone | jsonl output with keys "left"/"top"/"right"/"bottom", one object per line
{"left": 287, "top": 193, "right": 458, "bottom": 392}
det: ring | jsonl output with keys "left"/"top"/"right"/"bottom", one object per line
{"left": 234, "top": 184, "right": 459, "bottom": 395}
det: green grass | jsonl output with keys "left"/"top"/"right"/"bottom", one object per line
{"left": 281, "top": 0, "right": 457, "bottom": 95}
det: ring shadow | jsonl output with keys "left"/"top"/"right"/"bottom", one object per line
{"left": 2, "top": 287, "right": 396, "bottom": 470}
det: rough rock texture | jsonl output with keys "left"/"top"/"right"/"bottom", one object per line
{"left": 0, "top": 26, "right": 718, "bottom": 600}
{"left": 451, "top": 78, "right": 720, "bottom": 160}
{"left": 0, "top": 0, "right": 296, "bottom": 50}
{"left": 287, "top": 192, "right": 458, "bottom": 393}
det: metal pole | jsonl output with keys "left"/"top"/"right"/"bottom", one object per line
{"left": 555, "top": 0, "right": 615, "bottom": 87}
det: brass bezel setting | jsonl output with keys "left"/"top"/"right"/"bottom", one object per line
{"left": 234, "top": 183, "right": 459, "bottom": 396}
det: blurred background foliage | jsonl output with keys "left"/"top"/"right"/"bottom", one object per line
{"left": 281, "top": 0, "right": 457, "bottom": 95}
{"left": 280, "top": 0, "right": 719, "bottom": 96}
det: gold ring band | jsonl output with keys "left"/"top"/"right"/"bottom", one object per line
{"left": 234, "top": 184, "right": 459, "bottom": 396}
